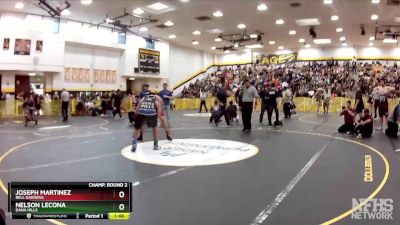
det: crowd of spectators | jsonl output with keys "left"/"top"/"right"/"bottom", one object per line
{"left": 180, "top": 59, "right": 400, "bottom": 99}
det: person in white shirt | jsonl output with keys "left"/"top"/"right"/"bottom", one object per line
{"left": 198, "top": 90, "right": 208, "bottom": 113}
{"left": 282, "top": 86, "right": 293, "bottom": 118}
{"left": 60, "top": 88, "right": 70, "bottom": 122}
{"left": 323, "top": 87, "right": 331, "bottom": 115}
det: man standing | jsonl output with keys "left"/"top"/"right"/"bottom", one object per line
{"left": 240, "top": 80, "right": 258, "bottom": 132}
{"left": 259, "top": 85, "right": 267, "bottom": 124}
{"left": 282, "top": 86, "right": 293, "bottom": 118}
{"left": 159, "top": 83, "right": 173, "bottom": 126}
{"left": 112, "top": 89, "right": 122, "bottom": 118}
{"left": 60, "top": 88, "right": 70, "bottom": 122}
{"left": 375, "top": 79, "right": 395, "bottom": 130}
{"left": 216, "top": 83, "right": 231, "bottom": 126}
{"left": 265, "top": 82, "right": 280, "bottom": 127}
{"left": 199, "top": 90, "right": 208, "bottom": 113}
{"left": 139, "top": 84, "right": 151, "bottom": 99}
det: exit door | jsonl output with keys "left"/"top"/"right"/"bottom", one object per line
{"left": 15, "top": 75, "right": 30, "bottom": 98}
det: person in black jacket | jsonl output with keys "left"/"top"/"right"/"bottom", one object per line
{"left": 216, "top": 83, "right": 231, "bottom": 126}
{"left": 264, "top": 82, "right": 280, "bottom": 127}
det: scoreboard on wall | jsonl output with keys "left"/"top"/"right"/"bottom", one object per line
{"left": 8, "top": 182, "right": 132, "bottom": 220}
{"left": 138, "top": 48, "right": 160, "bottom": 74}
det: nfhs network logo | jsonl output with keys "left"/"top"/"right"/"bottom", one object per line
{"left": 351, "top": 198, "right": 393, "bottom": 220}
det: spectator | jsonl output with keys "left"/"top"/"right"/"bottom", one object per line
{"left": 61, "top": 88, "right": 70, "bottom": 122}
{"left": 112, "top": 89, "right": 122, "bottom": 118}
{"left": 282, "top": 86, "right": 293, "bottom": 118}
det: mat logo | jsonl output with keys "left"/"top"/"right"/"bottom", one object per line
{"left": 121, "top": 139, "right": 259, "bottom": 166}
{"left": 351, "top": 198, "right": 393, "bottom": 220}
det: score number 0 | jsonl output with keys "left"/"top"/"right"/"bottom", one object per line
{"left": 118, "top": 191, "right": 125, "bottom": 211}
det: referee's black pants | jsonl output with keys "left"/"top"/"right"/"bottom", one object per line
{"left": 241, "top": 102, "right": 253, "bottom": 130}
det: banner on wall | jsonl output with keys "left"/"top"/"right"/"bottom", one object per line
{"left": 138, "top": 48, "right": 160, "bottom": 74}
{"left": 94, "top": 69, "right": 117, "bottom": 84}
{"left": 64, "top": 67, "right": 90, "bottom": 83}
{"left": 14, "top": 39, "right": 31, "bottom": 55}
{"left": 255, "top": 52, "right": 297, "bottom": 65}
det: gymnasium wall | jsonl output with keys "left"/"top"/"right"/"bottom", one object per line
{"left": 0, "top": 12, "right": 174, "bottom": 93}
{"left": 169, "top": 44, "right": 215, "bottom": 88}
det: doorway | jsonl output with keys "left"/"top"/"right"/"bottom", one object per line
{"left": 126, "top": 79, "right": 134, "bottom": 95}
{"left": 15, "top": 75, "right": 30, "bottom": 98}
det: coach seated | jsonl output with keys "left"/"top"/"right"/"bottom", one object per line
{"left": 354, "top": 109, "right": 373, "bottom": 138}
{"left": 338, "top": 100, "right": 355, "bottom": 134}
{"left": 385, "top": 102, "right": 400, "bottom": 137}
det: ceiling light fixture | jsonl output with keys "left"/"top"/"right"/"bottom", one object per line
{"left": 336, "top": 27, "right": 343, "bottom": 32}
{"left": 275, "top": 19, "right": 285, "bottom": 25}
{"left": 371, "top": 0, "right": 380, "bottom": 3}
{"left": 61, "top": 9, "right": 71, "bottom": 16}
{"left": 246, "top": 44, "right": 263, "bottom": 49}
{"left": 28, "top": 73, "right": 36, "bottom": 76}
{"left": 305, "top": 44, "right": 311, "bottom": 48}
{"left": 133, "top": 8, "right": 144, "bottom": 15}
{"left": 81, "top": 0, "right": 93, "bottom": 5}
{"left": 250, "top": 34, "right": 258, "bottom": 38}
{"left": 193, "top": 30, "right": 201, "bottom": 35}
{"left": 331, "top": 15, "right": 339, "bottom": 21}
{"left": 340, "top": 36, "right": 346, "bottom": 41}
{"left": 139, "top": 27, "right": 148, "bottom": 32}
{"left": 324, "top": 0, "right": 333, "bottom": 4}
{"left": 369, "top": 36, "right": 375, "bottom": 41}
{"left": 342, "top": 42, "right": 347, "bottom": 46}
{"left": 169, "top": 34, "right": 176, "bottom": 39}
{"left": 257, "top": 3, "right": 268, "bottom": 11}
{"left": 289, "top": 30, "right": 296, "bottom": 35}
{"left": 269, "top": 41, "right": 276, "bottom": 45}
{"left": 234, "top": 43, "right": 239, "bottom": 48}
{"left": 164, "top": 21, "right": 174, "bottom": 26}
{"left": 180, "top": 0, "right": 190, "bottom": 2}
{"left": 278, "top": 46, "right": 284, "bottom": 50}
{"left": 15, "top": 2, "right": 24, "bottom": 9}
{"left": 147, "top": 2, "right": 169, "bottom": 11}
{"left": 369, "top": 42, "right": 374, "bottom": 46}
{"left": 213, "top": 10, "right": 223, "bottom": 17}
{"left": 313, "top": 38, "right": 331, "bottom": 44}
{"left": 237, "top": 23, "right": 246, "bottom": 29}
{"left": 298, "top": 38, "right": 305, "bottom": 43}
{"left": 211, "top": 46, "right": 216, "bottom": 50}
{"left": 214, "top": 37, "right": 222, "bottom": 42}
{"left": 296, "top": 18, "right": 320, "bottom": 26}
{"left": 371, "top": 14, "right": 378, "bottom": 20}
{"left": 224, "top": 50, "right": 230, "bottom": 54}
{"left": 192, "top": 40, "right": 199, "bottom": 45}
{"left": 383, "top": 38, "right": 398, "bottom": 43}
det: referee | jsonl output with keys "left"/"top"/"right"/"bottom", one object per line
{"left": 240, "top": 80, "right": 259, "bottom": 133}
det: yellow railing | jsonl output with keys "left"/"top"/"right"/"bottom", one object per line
{"left": 174, "top": 97, "right": 400, "bottom": 113}
{"left": 0, "top": 99, "right": 134, "bottom": 117}
{"left": 0, "top": 97, "right": 399, "bottom": 116}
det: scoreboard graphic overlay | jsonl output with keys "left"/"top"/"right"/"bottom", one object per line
{"left": 8, "top": 182, "right": 132, "bottom": 220}
{"left": 138, "top": 48, "right": 160, "bottom": 74}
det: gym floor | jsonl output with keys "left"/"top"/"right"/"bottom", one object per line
{"left": 0, "top": 111, "right": 399, "bottom": 225}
